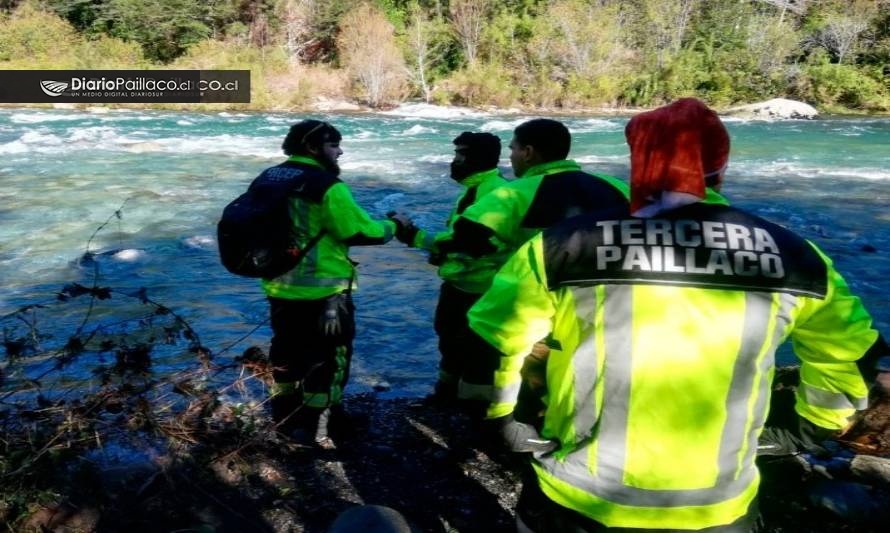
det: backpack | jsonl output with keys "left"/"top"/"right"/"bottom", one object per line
{"left": 217, "top": 164, "right": 326, "bottom": 279}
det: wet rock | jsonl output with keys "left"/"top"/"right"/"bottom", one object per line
{"left": 808, "top": 480, "right": 877, "bottom": 521}
{"left": 23, "top": 502, "right": 101, "bottom": 531}
{"left": 329, "top": 504, "right": 412, "bottom": 533}
{"left": 851, "top": 455, "right": 890, "bottom": 486}
{"left": 723, "top": 98, "right": 819, "bottom": 120}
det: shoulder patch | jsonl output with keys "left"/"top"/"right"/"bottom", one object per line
{"left": 543, "top": 204, "right": 828, "bottom": 298}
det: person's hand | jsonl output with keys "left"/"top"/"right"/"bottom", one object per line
{"left": 386, "top": 211, "right": 419, "bottom": 245}
{"left": 485, "top": 414, "right": 558, "bottom": 454}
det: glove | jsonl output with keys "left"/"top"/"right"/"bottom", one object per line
{"left": 386, "top": 211, "right": 419, "bottom": 245}
{"left": 487, "top": 414, "right": 559, "bottom": 454}
{"left": 758, "top": 417, "right": 837, "bottom": 457}
{"left": 320, "top": 293, "right": 349, "bottom": 336}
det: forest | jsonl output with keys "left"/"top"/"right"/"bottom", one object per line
{"left": 1, "top": 0, "right": 889, "bottom": 111}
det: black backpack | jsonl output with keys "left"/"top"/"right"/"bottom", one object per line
{"left": 217, "top": 164, "right": 326, "bottom": 279}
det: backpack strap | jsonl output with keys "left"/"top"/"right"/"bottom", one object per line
{"left": 290, "top": 228, "right": 327, "bottom": 264}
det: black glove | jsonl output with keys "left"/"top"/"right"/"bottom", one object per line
{"left": 386, "top": 211, "right": 419, "bottom": 245}
{"left": 486, "top": 414, "right": 559, "bottom": 454}
{"left": 758, "top": 416, "right": 837, "bottom": 457}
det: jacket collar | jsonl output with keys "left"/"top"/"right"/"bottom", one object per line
{"left": 460, "top": 168, "right": 501, "bottom": 188}
{"left": 520, "top": 159, "right": 580, "bottom": 178}
{"left": 286, "top": 155, "right": 324, "bottom": 169}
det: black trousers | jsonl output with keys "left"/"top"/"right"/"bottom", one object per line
{"left": 517, "top": 465, "right": 760, "bottom": 533}
{"left": 268, "top": 294, "right": 355, "bottom": 407}
{"left": 433, "top": 281, "right": 500, "bottom": 388}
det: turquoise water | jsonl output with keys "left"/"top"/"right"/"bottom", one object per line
{"left": 0, "top": 104, "right": 888, "bottom": 398}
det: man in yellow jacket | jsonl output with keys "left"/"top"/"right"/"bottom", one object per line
{"left": 468, "top": 100, "right": 887, "bottom": 531}
{"left": 261, "top": 120, "right": 400, "bottom": 445}
{"left": 390, "top": 132, "right": 509, "bottom": 405}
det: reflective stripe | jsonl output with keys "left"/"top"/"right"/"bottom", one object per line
{"left": 271, "top": 381, "right": 297, "bottom": 396}
{"left": 278, "top": 276, "right": 351, "bottom": 288}
{"left": 330, "top": 345, "right": 348, "bottom": 404}
{"left": 718, "top": 292, "right": 773, "bottom": 484}
{"left": 800, "top": 382, "right": 868, "bottom": 410}
{"left": 490, "top": 381, "right": 522, "bottom": 404}
{"left": 459, "top": 380, "right": 494, "bottom": 402}
{"left": 540, "top": 285, "right": 762, "bottom": 507}
{"left": 740, "top": 293, "right": 797, "bottom": 474}
{"left": 569, "top": 286, "right": 599, "bottom": 442}
{"left": 438, "top": 369, "right": 458, "bottom": 384}
{"left": 595, "top": 285, "right": 634, "bottom": 486}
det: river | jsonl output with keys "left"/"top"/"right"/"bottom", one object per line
{"left": 1, "top": 104, "right": 888, "bottom": 399}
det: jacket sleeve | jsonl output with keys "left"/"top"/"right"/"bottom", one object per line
{"left": 468, "top": 235, "right": 557, "bottom": 418}
{"left": 790, "top": 244, "right": 877, "bottom": 430}
{"left": 322, "top": 182, "right": 396, "bottom": 245}
{"left": 449, "top": 181, "right": 534, "bottom": 256}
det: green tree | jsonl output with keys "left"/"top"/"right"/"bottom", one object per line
{"left": 0, "top": 1, "right": 80, "bottom": 65}
{"left": 93, "top": 0, "right": 213, "bottom": 62}
{"left": 402, "top": 1, "right": 450, "bottom": 101}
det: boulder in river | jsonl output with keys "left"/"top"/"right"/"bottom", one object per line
{"left": 723, "top": 98, "right": 819, "bottom": 120}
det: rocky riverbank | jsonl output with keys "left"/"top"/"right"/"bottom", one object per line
{"left": 5, "top": 389, "right": 890, "bottom": 532}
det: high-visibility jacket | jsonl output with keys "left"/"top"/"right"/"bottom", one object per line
{"left": 411, "top": 168, "right": 509, "bottom": 293}
{"left": 453, "top": 160, "right": 629, "bottom": 255}
{"left": 261, "top": 155, "right": 396, "bottom": 300}
{"left": 468, "top": 201, "right": 877, "bottom": 530}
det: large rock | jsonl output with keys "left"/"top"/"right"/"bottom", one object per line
{"left": 723, "top": 98, "right": 819, "bottom": 120}
{"left": 311, "top": 96, "right": 362, "bottom": 112}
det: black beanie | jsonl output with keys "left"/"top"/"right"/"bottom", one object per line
{"left": 282, "top": 120, "right": 342, "bottom": 155}
{"left": 453, "top": 132, "right": 501, "bottom": 171}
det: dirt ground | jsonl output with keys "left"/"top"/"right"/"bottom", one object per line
{"left": 6, "top": 393, "right": 890, "bottom": 532}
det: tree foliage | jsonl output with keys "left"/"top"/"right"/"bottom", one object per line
{"left": 2, "top": 0, "right": 888, "bottom": 111}
{"left": 337, "top": 2, "right": 407, "bottom": 107}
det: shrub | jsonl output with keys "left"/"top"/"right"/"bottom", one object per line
{"left": 435, "top": 62, "right": 519, "bottom": 108}
{"left": 801, "top": 62, "right": 889, "bottom": 110}
{"left": 0, "top": 2, "right": 80, "bottom": 66}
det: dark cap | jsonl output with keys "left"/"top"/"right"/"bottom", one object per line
{"left": 282, "top": 120, "right": 342, "bottom": 155}
{"left": 453, "top": 131, "right": 501, "bottom": 170}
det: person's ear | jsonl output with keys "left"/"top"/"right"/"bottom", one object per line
{"left": 521, "top": 144, "right": 537, "bottom": 164}
{"left": 305, "top": 143, "right": 320, "bottom": 157}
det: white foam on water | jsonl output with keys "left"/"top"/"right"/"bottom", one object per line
{"left": 183, "top": 235, "right": 215, "bottom": 249}
{"left": 176, "top": 120, "right": 194, "bottom": 126}
{"left": 146, "top": 134, "right": 281, "bottom": 158}
{"left": 739, "top": 160, "right": 890, "bottom": 181}
{"left": 380, "top": 103, "right": 489, "bottom": 119}
{"left": 112, "top": 249, "right": 145, "bottom": 261}
{"left": 571, "top": 118, "right": 623, "bottom": 133}
{"left": 574, "top": 154, "right": 627, "bottom": 164}
{"left": 9, "top": 112, "right": 94, "bottom": 124}
{"left": 417, "top": 154, "right": 451, "bottom": 163}
{"left": 339, "top": 159, "right": 413, "bottom": 175}
{"left": 353, "top": 130, "right": 377, "bottom": 139}
{"left": 479, "top": 118, "right": 526, "bottom": 132}
{"left": 399, "top": 124, "right": 437, "bottom": 136}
